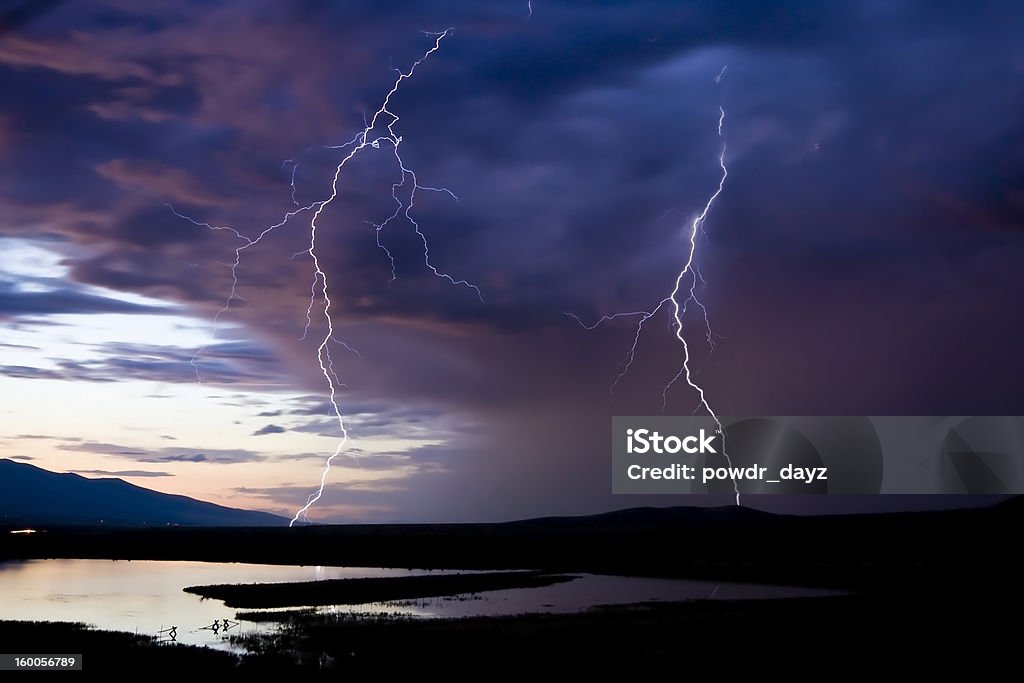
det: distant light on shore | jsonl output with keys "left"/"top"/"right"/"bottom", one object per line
{"left": 10, "top": 529, "right": 37, "bottom": 534}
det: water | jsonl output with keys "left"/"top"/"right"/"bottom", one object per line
{"left": 0, "top": 560, "right": 455, "bottom": 650}
{"left": 0, "top": 559, "right": 837, "bottom": 651}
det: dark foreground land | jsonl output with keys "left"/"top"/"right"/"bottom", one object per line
{"left": 247, "top": 593, "right": 1018, "bottom": 673}
{"left": 2, "top": 593, "right": 1015, "bottom": 673}
{"left": 2, "top": 500, "right": 1021, "bottom": 672}
{"left": 0, "top": 622, "right": 238, "bottom": 672}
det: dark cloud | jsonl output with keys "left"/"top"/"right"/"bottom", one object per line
{"left": 1, "top": 1, "right": 1022, "bottom": 521}
{"left": 107, "top": 205, "right": 217, "bottom": 248}
{"left": 0, "top": 342, "right": 39, "bottom": 350}
{"left": 2, "top": 339, "right": 289, "bottom": 386}
{"left": 89, "top": 340, "right": 284, "bottom": 385}
{"left": 71, "top": 468, "right": 173, "bottom": 478}
{"left": 271, "top": 450, "right": 359, "bottom": 462}
{"left": 94, "top": 159, "right": 226, "bottom": 207}
{"left": 252, "top": 423, "right": 285, "bottom": 436}
{"left": 162, "top": 453, "right": 209, "bottom": 463}
{"left": 56, "top": 440, "right": 264, "bottom": 464}
{"left": 0, "top": 278, "right": 168, "bottom": 319}
{"left": 0, "top": 364, "right": 65, "bottom": 380}
{"left": 0, "top": 1, "right": 63, "bottom": 36}
{"left": 285, "top": 418, "right": 338, "bottom": 437}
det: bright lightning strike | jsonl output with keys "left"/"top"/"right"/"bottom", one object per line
{"left": 170, "top": 29, "right": 481, "bottom": 524}
{"left": 289, "top": 29, "right": 484, "bottom": 526}
{"left": 568, "top": 71, "right": 741, "bottom": 506}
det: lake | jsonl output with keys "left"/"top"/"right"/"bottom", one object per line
{"left": 0, "top": 559, "right": 837, "bottom": 650}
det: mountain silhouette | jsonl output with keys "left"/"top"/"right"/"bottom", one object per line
{"left": 0, "top": 459, "right": 284, "bottom": 526}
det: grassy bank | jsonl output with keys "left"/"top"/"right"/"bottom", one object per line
{"left": 0, "top": 621, "right": 239, "bottom": 673}
{"left": 232, "top": 593, "right": 1014, "bottom": 673}
{"left": 6, "top": 589, "right": 1016, "bottom": 674}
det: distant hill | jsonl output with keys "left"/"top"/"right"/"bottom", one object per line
{"left": 0, "top": 459, "right": 285, "bottom": 527}
{"left": 502, "top": 505, "right": 776, "bottom": 528}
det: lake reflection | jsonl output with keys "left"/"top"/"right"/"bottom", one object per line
{"left": 0, "top": 560, "right": 838, "bottom": 651}
{"left": 0, "top": 560, "right": 450, "bottom": 650}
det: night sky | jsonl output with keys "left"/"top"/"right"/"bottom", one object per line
{"left": 0, "top": 1, "right": 1021, "bottom": 522}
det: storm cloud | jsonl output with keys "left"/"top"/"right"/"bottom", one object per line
{"left": 1, "top": 1, "right": 1021, "bottom": 521}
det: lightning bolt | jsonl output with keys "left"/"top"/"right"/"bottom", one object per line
{"left": 568, "top": 71, "right": 740, "bottom": 505}
{"left": 288, "top": 29, "right": 486, "bottom": 526}
{"left": 170, "top": 29, "right": 481, "bottom": 524}
{"left": 165, "top": 202, "right": 313, "bottom": 383}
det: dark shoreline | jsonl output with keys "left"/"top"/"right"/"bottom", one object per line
{"left": 0, "top": 621, "right": 239, "bottom": 672}
{"left": 3, "top": 500, "right": 1022, "bottom": 592}
{"left": 4, "top": 591, "right": 1016, "bottom": 673}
